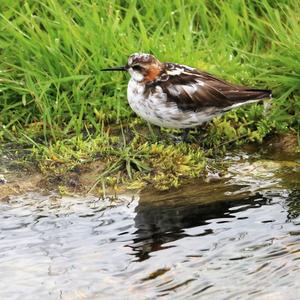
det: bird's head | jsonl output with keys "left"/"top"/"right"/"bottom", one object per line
{"left": 102, "top": 53, "right": 163, "bottom": 83}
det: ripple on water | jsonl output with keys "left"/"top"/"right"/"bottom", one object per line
{"left": 0, "top": 173, "right": 300, "bottom": 299}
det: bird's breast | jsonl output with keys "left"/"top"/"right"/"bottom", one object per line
{"left": 127, "top": 80, "right": 164, "bottom": 124}
{"left": 126, "top": 79, "right": 215, "bottom": 128}
{"left": 128, "top": 80, "right": 175, "bottom": 126}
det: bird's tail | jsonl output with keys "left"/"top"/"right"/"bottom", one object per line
{"left": 223, "top": 88, "right": 272, "bottom": 111}
{"left": 228, "top": 88, "right": 272, "bottom": 103}
{"left": 243, "top": 88, "right": 272, "bottom": 101}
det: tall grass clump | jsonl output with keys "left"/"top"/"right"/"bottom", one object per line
{"left": 1, "top": 0, "right": 299, "bottom": 140}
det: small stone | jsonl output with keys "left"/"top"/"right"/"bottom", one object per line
{"left": 0, "top": 174, "right": 7, "bottom": 185}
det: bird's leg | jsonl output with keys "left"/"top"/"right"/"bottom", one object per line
{"left": 181, "top": 128, "right": 191, "bottom": 143}
{"left": 169, "top": 128, "right": 191, "bottom": 144}
{"left": 146, "top": 122, "right": 161, "bottom": 142}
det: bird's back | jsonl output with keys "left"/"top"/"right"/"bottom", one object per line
{"left": 145, "top": 62, "right": 272, "bottom": 113}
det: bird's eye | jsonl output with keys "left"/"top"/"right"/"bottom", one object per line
{"left": 132, "top": 65, "right": 143, "bottom": 71}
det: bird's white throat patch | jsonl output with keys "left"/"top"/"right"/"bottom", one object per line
{"left": 128, "top": 68, "right": 144, "bottom": 82}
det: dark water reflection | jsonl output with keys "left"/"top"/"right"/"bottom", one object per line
{"left": 1, "top": 161, "right": 300, "bottom": 299}
{"left": 133, "top": 193, "right": 270, "bottom": 261}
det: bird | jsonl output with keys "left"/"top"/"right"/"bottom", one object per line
{"left": 101, "top": 53, "right": 272, "bottom": 130}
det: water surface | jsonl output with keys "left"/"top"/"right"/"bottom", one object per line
{"left": 0, "top": 154, "right": 300, "bottom": 299}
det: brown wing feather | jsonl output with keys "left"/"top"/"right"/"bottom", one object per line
{"left": 149, "top": 63, "right": 271, "bottom": 112}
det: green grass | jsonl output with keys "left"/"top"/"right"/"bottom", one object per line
{"left": 0, "top": 0, "right": 299, "bottom": 190}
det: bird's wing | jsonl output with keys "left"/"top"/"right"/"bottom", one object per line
{"left": 152, "top": 63, "right": 270, "bottom": 112}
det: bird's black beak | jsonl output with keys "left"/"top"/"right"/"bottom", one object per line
{"left": 101, "top": 65, "right": 128, "bottom": 72}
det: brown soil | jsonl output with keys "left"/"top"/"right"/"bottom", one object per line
{"left": 0, "top": 173, "right": 42, "bottom": 201}
{"left": 0, "top": 160, "right": 118, "bottom": 200}
{"left": 265, "top": 132, "right": 298, "bottom": 153}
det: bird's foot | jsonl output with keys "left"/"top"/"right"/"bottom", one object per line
{"left": 181, "top": 128, "right": 191, "bottom": 143}
{"left": 169, "top": 128, "right": 192, "bottom": 144}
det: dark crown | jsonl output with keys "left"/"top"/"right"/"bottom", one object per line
{"left": 128, "top": 53, "right": 158, "bottom": 66}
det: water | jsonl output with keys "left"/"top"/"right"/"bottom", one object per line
{"left": 0, "top": 154, "right": 300, "bottom": 299}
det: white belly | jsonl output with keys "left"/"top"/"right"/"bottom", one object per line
{"left": 127, "top": 79, "right": 216, "bottom": 128}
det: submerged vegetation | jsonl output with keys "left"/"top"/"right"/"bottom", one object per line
{"left": 0, "top": 0, "right": 299, "bottom": 191}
